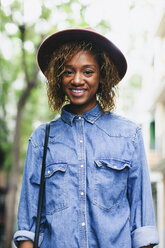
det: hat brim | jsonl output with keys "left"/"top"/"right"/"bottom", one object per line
{"left": 37, "top": 28, "right": 127, "bottom": 80}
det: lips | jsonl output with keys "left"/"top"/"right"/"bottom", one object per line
{"left": 70, "top": 89, "right": 86, "bottom": 97}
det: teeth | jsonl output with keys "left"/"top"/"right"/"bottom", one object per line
{"left": 72, "top": 89, "right": 85, "bottom": 93}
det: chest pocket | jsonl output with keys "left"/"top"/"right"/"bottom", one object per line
{"left": 45, "top": 162, "right": 68, "bottom": 214}
{"left": 93, "top": 159, "right": 130, "bottom": 210}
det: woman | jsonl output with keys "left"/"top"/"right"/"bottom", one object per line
{"left": 14, "top": 27, "right": 159, "bottom": 248}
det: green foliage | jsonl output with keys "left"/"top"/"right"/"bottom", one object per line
{"left": 57, "top": 2, "right": 73, "bottom": 13}
{"left": 0, "top": 53, "right": 20, "bottom": 114}
{"left": 96, "top": 20, "right": 111, "bottom": 34}
{"left": 79, "top": 5, "right": 89, "bottom": 27}
{"left": 119, "top": 73, "right": 143, "bottom": 113}
{"left": 128, "top": 74, "right": 142, "bottom": 89}
{"left": 0, "top": 119, "right": 12, "bottom": 172}
{"left": 41, "top": 5, "right": 51, "bottom": 20}
{"left": 129, "top": 3, "right": 135, "bottom": 10}
{"left": 10, "top": 0, "right": 22, "bottom": 11}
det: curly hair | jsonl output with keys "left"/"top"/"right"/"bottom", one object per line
{"left": 44, "top": 40, "right": 120, "bottom": 112}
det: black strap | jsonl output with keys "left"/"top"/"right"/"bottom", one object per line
{"left": 34, "top": 123, "right": 50, "bottom": 248}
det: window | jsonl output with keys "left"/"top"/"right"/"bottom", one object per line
{"left": 150, "top": 120, "right": 155, "bottom": 150}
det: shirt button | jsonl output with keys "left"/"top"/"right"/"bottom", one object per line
{"left": 80, "top": 140, "right": 83, "bottom": 143}
{"left": 80, "top": 164, "right": 84, "bottom": 168}
{"left": 78, "top": 117, "right": 81, "bottom": 119}
{"left": 48, "top": 170, "right": 50, "bottom": 174}
{"left": 80, "top": 192, "right": 84, "bottom": 196}
{"left": 81, "top": 222, "right": 85, "bottom": 226}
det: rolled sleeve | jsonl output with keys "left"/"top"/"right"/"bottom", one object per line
{"left": 128, "top": 128, "right": 159, "bottom": 247}
{"left": 13, "top": 230, "right": 44, "bottom": 247}
{"left": 132, "top": 226, "right": 159, "bottom": 248}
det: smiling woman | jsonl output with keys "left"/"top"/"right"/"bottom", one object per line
{"left": 14, "top": 27, "right": 159, "bottom": 248}
{"left": 45, "top": 40, "right": 120, "bottom": 112}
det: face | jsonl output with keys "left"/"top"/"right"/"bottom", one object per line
{"left": 62, "top": 50, "right": 100, "bottom": 115}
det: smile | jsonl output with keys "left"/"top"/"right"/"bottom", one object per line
{"left": 70, "top": 89, "right": 86, "bottom": 97}
{"left": 71, "top": 89, "right": 86, "bottom": 93}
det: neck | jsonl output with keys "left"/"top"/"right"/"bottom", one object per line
{"left": 67, "top": 102, "right": 97, "bottom": 115}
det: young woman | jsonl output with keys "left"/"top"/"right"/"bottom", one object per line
{"left": 14, "top": 27, "right": 159, "bottom": 248}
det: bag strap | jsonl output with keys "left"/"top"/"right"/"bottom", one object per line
{"left": 34, "top": 123, "right": 50, "bottom": 248}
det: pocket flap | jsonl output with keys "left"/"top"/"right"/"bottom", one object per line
{"left": 95, "top": 159, "right": 130, "bottom": 170}
{"left": 45, "top": 162, "right": 68, "bottom": 178}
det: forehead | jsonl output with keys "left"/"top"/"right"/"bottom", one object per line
{"left": 65, "top": 50, "right": 98, "bottom": 65}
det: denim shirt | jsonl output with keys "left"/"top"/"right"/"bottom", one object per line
{"left": 14, "top": 104, "right": 159, "bottom": 248}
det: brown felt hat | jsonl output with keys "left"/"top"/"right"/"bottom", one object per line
{"left": 37, "top": 27, "right": 127, "bottom": 80}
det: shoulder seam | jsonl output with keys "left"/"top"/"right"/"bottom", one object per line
{"left": 29, "top": 136, "right": 43, "bottom": 148}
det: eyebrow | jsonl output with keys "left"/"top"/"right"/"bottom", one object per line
{"left": 64, "top": 64, "right": 97, "bottom": 69}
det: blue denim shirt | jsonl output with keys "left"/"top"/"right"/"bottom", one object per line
{"left": 14, "top": 104, "right": 159, "bottom": 248}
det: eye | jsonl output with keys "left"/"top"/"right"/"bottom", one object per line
{"left": 63, "top": 70, "right": 73, "bottom": 75}
{"left": 84, "top": 70, "right": 94, "bottom": 75}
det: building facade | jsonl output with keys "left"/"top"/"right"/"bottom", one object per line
{"left": 141, "top": 11, "right": 165, "bottom": 248}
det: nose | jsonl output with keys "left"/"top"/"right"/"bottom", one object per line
{"left": 72, "top": 72, "right": 84, "bottom": 85}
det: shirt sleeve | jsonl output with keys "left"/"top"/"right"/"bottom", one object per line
{"left": 13, "top": 137, "right": 46, "bottom": 247}
{"left": 128, "top": 128, "right": 159, "bottom": 248}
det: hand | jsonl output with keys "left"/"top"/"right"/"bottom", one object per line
{"left": 140, "top": 246, "right": 154, "bottom": 248}
{"left": 18, "top": 241, "right": 33, "bottom": 248}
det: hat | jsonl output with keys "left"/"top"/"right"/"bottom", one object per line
{"left": 37, "top": 27, "right": 127, "bottom": 80}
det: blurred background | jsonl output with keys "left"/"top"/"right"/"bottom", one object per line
{"left": 0, "top": 0, "right": 165, "bottom": 247}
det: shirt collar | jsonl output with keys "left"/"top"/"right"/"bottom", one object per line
{"left": 61, "top": 103, "right": 103, "bottom": 126}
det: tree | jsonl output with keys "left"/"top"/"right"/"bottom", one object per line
{"left": 0, "top": 1, "right": 51, "bottom": 247}
{"left": 3, "top": 23, "right": 44, "bottom": 248}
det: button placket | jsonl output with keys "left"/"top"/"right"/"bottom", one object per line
{"left": 76, "top": 117, "right": 87, "bottom": 247}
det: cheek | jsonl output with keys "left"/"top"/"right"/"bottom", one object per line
{"left": 61, "top": 78, "right": 67, "bottom": 89}
{"left": 60, "top": 80, "right": 68, "bottom": 96}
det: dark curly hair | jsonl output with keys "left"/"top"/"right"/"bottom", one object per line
{"left": 44, "top": 40, "right": 120, "bottom": 112}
